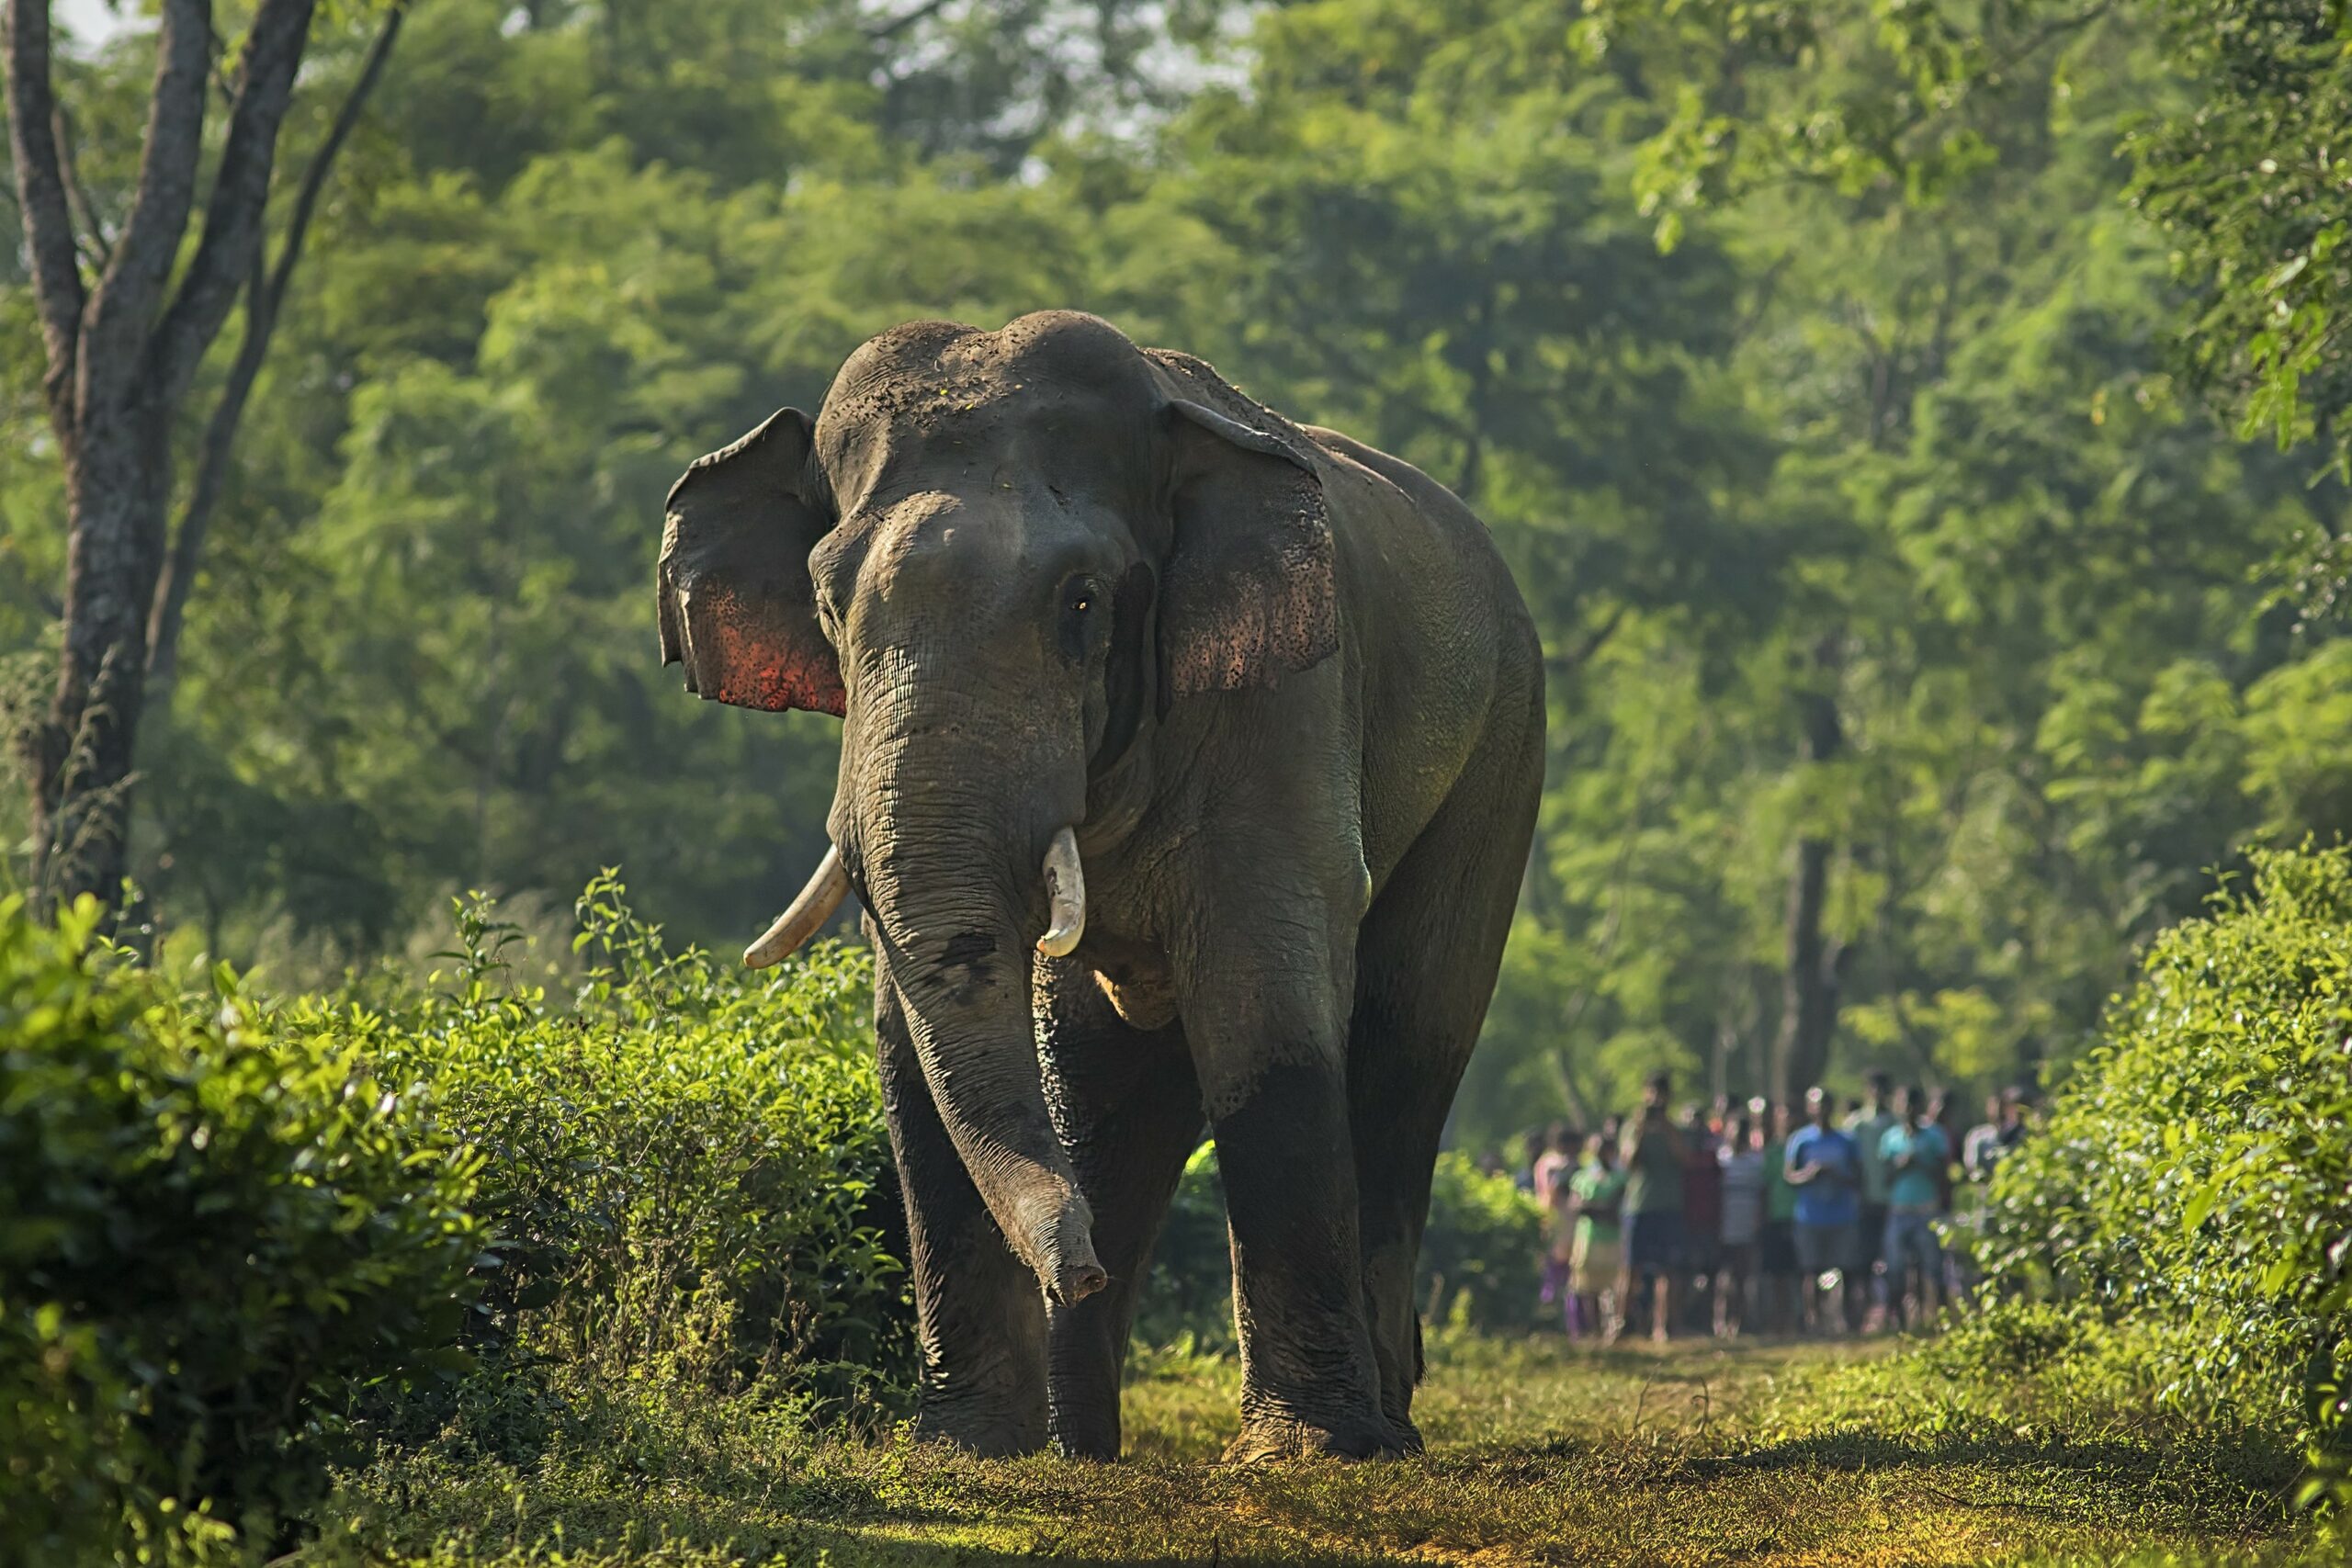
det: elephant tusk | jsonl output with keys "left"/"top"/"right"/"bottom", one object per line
{"left": 744, "top": 844, "right": 850, "bottom": 968}
{"left": 1037, "top": 827, "right": 1086, "bottom": 957}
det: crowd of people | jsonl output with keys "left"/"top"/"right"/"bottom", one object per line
{"left": 1489, "top": 1070, "right": 2035, "bottom": 1343}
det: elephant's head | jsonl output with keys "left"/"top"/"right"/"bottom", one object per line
{"left": 656, "top": 311, "right": 1337, "bottom": 1305}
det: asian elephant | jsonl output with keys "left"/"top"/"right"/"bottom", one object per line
{"left": 656, "top": 311, "right": 1543, "bottom": 1461}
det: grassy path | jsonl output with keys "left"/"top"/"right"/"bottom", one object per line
{"left": 326, "top": 1336, "right": 2324, "bottom": 1566}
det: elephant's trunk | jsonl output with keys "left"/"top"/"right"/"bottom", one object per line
{"left": 846, "top": 686, "right": 1103, "bottom": 1306}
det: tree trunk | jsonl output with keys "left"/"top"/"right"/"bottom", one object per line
{"left": 6, "top": 0, "right": 400, "bottom": 921}
{"left": 26, "top": 406, "right": 172, "bottom": 908}
{"left": 1771, "top": 636, "right": 1847, "bottom": 1105}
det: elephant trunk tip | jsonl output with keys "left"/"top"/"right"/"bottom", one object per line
{"left": 1053, "top": 1258, "right": 1110, "bottom": 1306}
{"left": 1013, "top": 1187, "right": 1104, "bottom": 1306}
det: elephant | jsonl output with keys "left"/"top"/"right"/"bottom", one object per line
{"left": 656, "top": 310, "right": 1544, "bottom": 1461}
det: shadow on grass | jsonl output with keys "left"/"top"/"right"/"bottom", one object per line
{"left": 1679, "top": 1426, "right": 2295, "bottom": 1536}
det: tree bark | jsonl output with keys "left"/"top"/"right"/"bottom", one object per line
{"left": 1772, "top": 634, "right": 1849, "bottom": 1105}
{"left": 148, "top": 1, "right": 409, "bottom": 701}
{"left": 3, "top": 0, "right": 394, "bottom": 919}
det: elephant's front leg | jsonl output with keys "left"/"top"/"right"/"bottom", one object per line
{"left": 1035, "top": 958, "right": 1203, "bottom": 1460}
{"left": 1184, "top": 937, "right": 1397, "bottom": 1461}
{"left": 874, "top": 950, "right": 1050, "bottom": 1455}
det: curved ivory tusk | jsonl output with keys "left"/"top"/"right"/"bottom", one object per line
{"left": 744, "top": 844, "right": 850, "bottom": 968}
{"left": 1037, "top": 827, "right": 1087, "bottom": 957}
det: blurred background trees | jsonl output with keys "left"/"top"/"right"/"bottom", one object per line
{"left": 6, "top": 0, "right": 2346, "bottom": 1144}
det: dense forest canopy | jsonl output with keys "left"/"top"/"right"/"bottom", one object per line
{"left": 5, "top": 0, "right": 2347, "bottom": 1145}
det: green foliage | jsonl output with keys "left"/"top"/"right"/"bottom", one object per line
{"left": 1134, "top": 1142, "right": 1238, "bottom": 1350}
{"left": 1136, "top": 1144, "right": 1544, "bottom": 1348}
{"left": 1417, "top": 1153, "right": 1546, "bottom": 1331}
{"left": 1589, "top": 0, "right": 2352, "bottom": 481}
{"left": 0, "top": 895, "right": 485, "bottom": 1562}
{"left": 1979, "top": 846, "right": 2352, "bottom": 1510}
{"left": 355, "top": 875, "right": 914, "bottom": 1436}
{"left": 13, "top": 0, "right": 2351, "bottom": 1145}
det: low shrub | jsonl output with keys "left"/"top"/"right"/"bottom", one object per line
{"left": 1978, "top": 845, "right": 2352, "bottom": 1511}
{"left": 1136, "top": 1144, "right": 1546, "bottom": 1349}
{"left": 0, "top": 895, "right": 484, "bottom": 1563}
{"left": 352, "top": 876, "right": 912, "bottom": 1447}
{"left": 1419, "top": 1152, "right": 1546, "bottom": 1330}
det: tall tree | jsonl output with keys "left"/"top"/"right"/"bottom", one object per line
{"left": 3, "top": 0, "right": 403, "bottom": 915}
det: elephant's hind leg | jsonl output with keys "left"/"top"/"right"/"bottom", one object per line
{"left": 1347, "top": 686, "right": 1544, "bottom": 1444}
{"left": 1035, "top": 958, "right": 1203, "bottom": 1460}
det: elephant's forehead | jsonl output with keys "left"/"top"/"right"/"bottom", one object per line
{"left": 825, "top": 400, "right": 1144, "bottom": 525}
{"left": 855, "top": 483, "right": 1104, "bottom": 592}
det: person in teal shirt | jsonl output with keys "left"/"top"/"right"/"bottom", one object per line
{"left": 1878, "top": 1086, "right": 1951, "bottom": 1329}
{"left": 1841, "top": 1070, "right": 1901, "bottom": 1331}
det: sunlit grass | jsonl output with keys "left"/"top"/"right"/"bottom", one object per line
{"left": 312, "top": 1333, "right": 2335, "bottom": 1567}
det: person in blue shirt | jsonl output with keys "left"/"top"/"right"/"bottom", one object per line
{"left": 1782, "top": 1086, "right": 1860, "bottom": 1336}
{"left": 1878, "top": 1086, "right": 1951, "bottom": 1329}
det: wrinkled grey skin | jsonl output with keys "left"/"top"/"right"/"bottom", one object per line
{"left": 658, "top": 312, "right": 1543, "bottom": 1461}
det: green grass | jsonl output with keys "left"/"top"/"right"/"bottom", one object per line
{"left": 307, "top": 1334, "right": 2335, "bottom": 1567}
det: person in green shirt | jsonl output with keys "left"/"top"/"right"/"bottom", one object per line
{"left": 1619, "top": 1070, "right": 1687, "bottom": 1344}
{"left": 1840, "top": 1070, "right": 1901, "bottom": 1332}
{"left": 1567, "top": 1134, "right": 1627, "bottom": 1342}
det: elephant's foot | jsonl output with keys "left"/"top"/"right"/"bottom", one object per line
{"left": 1221, "top": 1414, "right": 1406, "bottom": 1463}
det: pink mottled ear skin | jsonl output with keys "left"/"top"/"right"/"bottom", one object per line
{"left": 687, "top": 581, "right": 847, "bottom": 717}
{"left": 1157, "top": 391, "right": 1341, "bottom": 700}
{"left": 1163, "top": 530, "right": 1339, "bottom": 697}
{"left": 658, "top": 405, "right": 844, "bottom": 719}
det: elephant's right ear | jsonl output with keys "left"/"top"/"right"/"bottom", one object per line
{"left": 657, "top": 408, "right": 846, "bottom": 717}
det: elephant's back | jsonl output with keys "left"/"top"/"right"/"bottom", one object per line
{"left": 1297, "top": 424, "right": 1544, "bottom": 892}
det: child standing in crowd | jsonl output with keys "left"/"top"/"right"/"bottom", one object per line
{"left": 1784, "top": 1087, "right": 1860, "bottom": 1336}
{"left": 1841, "top": 1071, "right": 1901, "bottom": 1332}
{"left": 1534, "top": 1123, "right": 1580, "bottom": 1332}
{"left": 1569, "top": 1134, "right": 1625, "bottom": 1342}
{"left": 1879, "top": 1087, "right": 1950, "bottom": 1329}
{"left": 1716, "top": 1111, "right": 1765, "bottom": 1337}
{"left": 1619, "top": 1071, "right": 1686, "bottom": 1345}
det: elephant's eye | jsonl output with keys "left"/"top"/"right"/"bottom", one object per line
{"left": 1057, "top": 574, "right": 1102, "bottom": 661}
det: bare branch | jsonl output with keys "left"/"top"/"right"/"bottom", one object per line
{"left": 145, "top": 0, "right": 318, "bottom": 403}
{"left": 866, "top": 0, "right": 954, "bottom": 41}
{"left": 79, "top": 0, "right": 212, "bottom": 415}
{"left": 1544, "top": 603, "right": 1629, "bottom": 675}
{"left": 51, "top": 101, "right": 109, "bottom": 271}
{"left": 263, "top": 0, "right": 402, "bottom": 318}
{"left": 150, "top": 1, "right": 408, "bottom": 693}
{"left": 4, "top": 0, "right": 90, "bottom": 433}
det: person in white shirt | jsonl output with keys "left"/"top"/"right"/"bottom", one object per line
{"left": 1715, "top": 1111, "right": 1766, "bottom": 1337}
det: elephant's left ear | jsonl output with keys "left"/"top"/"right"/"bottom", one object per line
{"left": 658, "top": 408, "right": 846, "bottom": 717}
{"left": 1159, "top": 399, "right": 1340, "bottom": 704}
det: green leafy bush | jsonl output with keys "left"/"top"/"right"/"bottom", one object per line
{"left": 1135, "top": 1143, "right": 1238, "bottom": 1349}
{"left": 354, "top": 876, "right": 912, "bottom": 1440}
{"left": 0, "top": 896, "right": 485, "bottom": 1562}
{"left": 1979, "top": 845, "right": 2352, "bottom": 1510}
{"left": 1418, "top": 1152, "right": 1546, "bottom": 1330}
{"left": 1136, "top": 1145, "right": 1546, "bottom": 1349}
